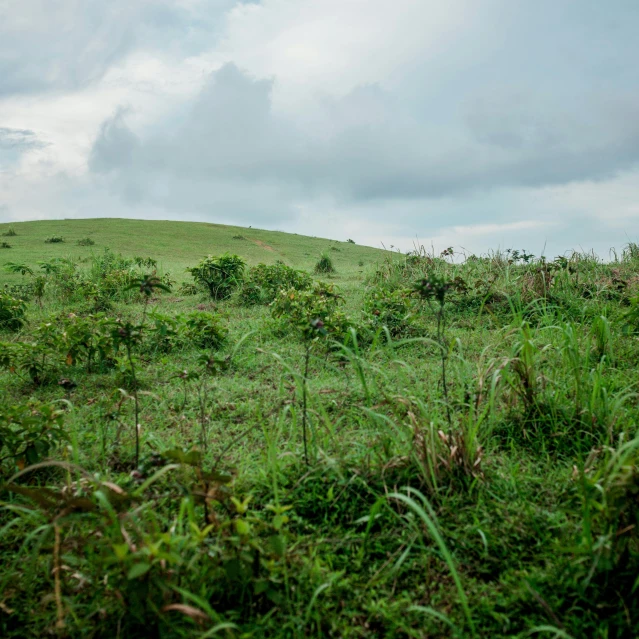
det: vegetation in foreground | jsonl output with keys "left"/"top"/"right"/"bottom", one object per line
{"left": 0, "top": 220, "right": 638, "bottom": 638}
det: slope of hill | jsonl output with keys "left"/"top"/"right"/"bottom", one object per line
{"left": 0, "top": 218, "right": 387, "bottom": 284}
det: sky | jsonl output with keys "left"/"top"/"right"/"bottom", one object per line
{"left": 1, "top": 0, "right": 638, "bottom": 256}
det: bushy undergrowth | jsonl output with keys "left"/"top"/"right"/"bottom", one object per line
{"left": 187, "top": 253, "right": 246, "bottom": 300}
{"left": 240, "top": 261, "right": 312, "bottom": 306}
{"left": 1, "top": 242, "right": 639, "bottom": 637}
{"left": 0, "top": 292, "right": 26, "bottom": 331}
{"left": 271, "top": 281, "right": 353, "bottom": 342}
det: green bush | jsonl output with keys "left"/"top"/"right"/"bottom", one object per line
{"left": 1, "top": 226, "right": 17, "bottom": 237}
{"left": 44, "top": 235, "right": 64, "bottom": 243}
{"left": 145, "top": 313, "right": 181, "bottom": 353}
{"left": 77, "top": 237, "right": 95, "bottom": 246}
{"left": 187, "top": 253, "right": 246, "bottom": 300}
{"left": 271, "top": 282, "right": 352, "bottom": 341}
{"left": 182, "top": 310, "right": 228, "bottom": 349}
{"left": 0, "top": 292, "right": 26, "bottom": 331}
{"left": 1, "top": 461, "right": 296, "bottom": 636}
{"left": 177, "top": 282, "right": 199, "bottom": 296}
{"left": 0, "top": 340, "right": 60, "bottom": 386}
{"left": 314, "top": 251, "right": 335, "bottom": 274}
{"left": 2, "top": 283, "right": 33, "bottom": 301}
{"left": 0, "top": 242, "right": 11, "bottom": 249}
{"left": 240, "top": 262, "right": 312, "bottom": 306}
{"left": 0, "top": 401, "right": 68, "bottom": 475}
{"left": 363, "top": 285, "right": 418, "bottom": 338}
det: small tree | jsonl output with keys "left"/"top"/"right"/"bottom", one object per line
{"left": 187, "top": 253, "right": 246, "bottom": 300}
{"left": 314, "top": 251, "right": 335, "bottom": 274}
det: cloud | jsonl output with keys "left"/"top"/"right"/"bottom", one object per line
{"left": 0, "top": 0, "right": 237, "bottom": 96}
{"left": 88, "top": 62, "right": 639, "bottom": 212}
{"left": 0, "top": 127, "right": 49, "bottom": 168}
{"left": 2, "top": 0, "right": 639, "bottom": 255}
{"left": 0, "top": 127, "right": 47, "bottom": 151}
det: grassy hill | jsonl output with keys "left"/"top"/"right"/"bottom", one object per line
{"left": 1, "top": 221, "right": 638, "bottom": 638}
{"left": 0, "top": 218, "right": 386, "bottom": 285}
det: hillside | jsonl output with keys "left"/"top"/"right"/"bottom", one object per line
{"left": 0, "top": 223, "right": 638, "bottom": 638}
{"left": 0, "top": 218, "right": 387, "bottom": 285}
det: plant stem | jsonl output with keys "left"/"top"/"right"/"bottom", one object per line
{"left": 438, "top": 303, "right": 452, "bottom": 428}
{"left": 302, "top": 344, "right": 310, "bottom": 466}
{"left": 126, "top": 342, "right": 140, "bottom": 468}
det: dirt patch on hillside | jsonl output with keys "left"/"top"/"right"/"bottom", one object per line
{"left": 251, "top": 239, "right": 275, "bottom": 252}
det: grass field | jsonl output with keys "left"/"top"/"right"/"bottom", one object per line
{"left": 1, "top": 219, "right": 638, "bottom": 638}
{"left": 0, "top": 219, "right": 384, "bottom": 286}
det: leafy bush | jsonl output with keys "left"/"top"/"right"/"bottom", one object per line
{"left": 0, "top": 292, "right": 26, "bottom": 331}
{"left": 56, "top": 314, "right": 118, "bottom": 371}
{"left": 1, "top": 226, "right": 17, "bottom": 237}
{"left": 182, "top": 311, "right": 228, "bottom": 349}
{"left": 314, "top": 251, "right": 335, "bottom": 274}
{"left": 187, "top": 253, "right": 246, "bottom": 300}
{"left": 177, "top": 282, "right": 199, "bottom": 296}
{"left": 271, "top": 282, "right": 352, "bottom": 341}
{"left": 133, "top": 256, "right": 158, "bottom": 269}
{"left": 44, "top": 236, "right": 64, "bottom": 243}
{"left": 0, "top": 401, "right": 68, "bottom": 475}
{"left": 2, "top": 283, "right": 33, "bottom": 301}
{"left": 0, "top": 241, "right": 11, "bottom": 249}
{"left": 363, "top": 285, "right": 418, "bottom": 337}
{"left": 145, "top": 313, "right": 181, "bottom": 353}
{"left": 347, "top": 238, "right": 355, "bottom": 244}
{"left": 0, "top": 460, "right": 296, "bottom": 636}
{"left": 622, "top": 296, "right": 639, "bottom": 335}
{"left": 0, "top": 340, "right": 60, "bottom": 386}
{"left": 240, "top": 262, "right": 312, "bottom": 306}
{"left": 77, "top": 237, "right": 95, "bottom": 246}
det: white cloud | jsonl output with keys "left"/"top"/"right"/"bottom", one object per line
{"left": 1, "top": 0, "right": 638, "bottom": 256}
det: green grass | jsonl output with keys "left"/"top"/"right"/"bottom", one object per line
{"left": 0, "top": 218, "right": 384, "bottom": 286}
{"left": 0, "top": 220, "right": 638, "bottom": 638}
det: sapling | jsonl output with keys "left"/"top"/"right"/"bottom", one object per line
{"left": 300, "top": 318, "right": 327, "bottom": 465}
{"left": 113, "top": 275, "right": 171, "bottom": 467}
{"left": 415, "top": 273, "right": 452, "bottom": 427}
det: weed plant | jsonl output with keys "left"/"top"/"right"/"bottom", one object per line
{"left": 0, "top": 232, "right": 638, "bottom": 637}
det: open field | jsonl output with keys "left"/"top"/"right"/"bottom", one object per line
{"left": 1, "top": 219, "right": 638, "bottom": 638}
{"left": 0, "top": 218, "right": 384, "bottom": 285}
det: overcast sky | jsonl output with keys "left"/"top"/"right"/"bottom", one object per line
{"left": 1, "top": 0, "right": 638, "bottom": 255}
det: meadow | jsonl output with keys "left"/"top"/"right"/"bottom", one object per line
{"left": 0, "top": 218, "right": 638, "bottom": 638}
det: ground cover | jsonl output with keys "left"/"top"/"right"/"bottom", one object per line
{"left": 1, "top": 219, "right": 638, "bottom": 638}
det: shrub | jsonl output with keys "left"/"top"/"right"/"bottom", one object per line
{"left": 314, "top": 251, "right": 335, "bottom": 274}
{"left": 77, "top": 237, "right": 95, "bottom": 246}
{"left": 363, "top": 285, "right": 418, "bottom": 338}
{"left": 1, "top": 226, "right": 17, "bottom": 237}
{"left": 177, "top": 282, "right": 199, "bottom": 296}
{"left": 0, "top": 242, "right": 11, "bottom": 249}
{"left": 145, "top": 313, "right": 180, "bottom": 353}
{"left": 0, "top": 340, "right": 60, "bottom": 386}
{"left": 44, "top": 236, "right": 64, "bottom": 243}
{"left": 0, "top": 292, "right": 26, "bottom": 331}
{"left": 187, "top": 253, "right": 246, "bottom": 300}
{"left": 0, "top": 401, "right": 68, "bottom": 475}
{"left": 182, "top": 311, "right": 228, "bottom": 349}
{"left": 347, "top": 238, "right": 355, "bottom": 244}
{"left": 271, "top": 282, "right": 352, "bottom": 341}
{"left": 57, "top": 314, "right": 118, "bottom": 371}
{"left": 133, "top": 256, "right": 158, "bottom": 269}
{"left": 240, "top": 262, "right": 312, "bottom": 306}
{"left": 1, "top": 462, "right": 295, "bottom": 636}
{"left": 2, "top": 283, "right": 33, "bottom": 301}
